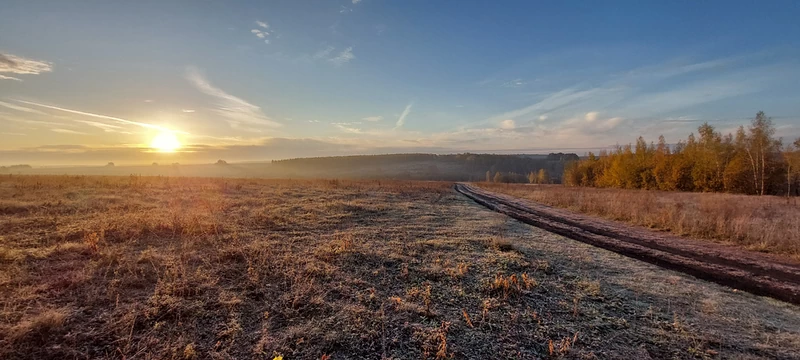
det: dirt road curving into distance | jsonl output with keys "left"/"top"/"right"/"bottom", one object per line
{"left": 455, "top": 183, "right": 800, "bottom": 304}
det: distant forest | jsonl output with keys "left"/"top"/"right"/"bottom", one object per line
{"left": 564, "top": 112, "right": 800, "bottom": 196}
{"left": 272, "top": 153, "right": 579, "bottom": 182}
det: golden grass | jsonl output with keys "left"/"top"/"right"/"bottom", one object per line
{"left": 478, "top": 183, "right": 800, "bottom": 257}
{"left": 1, "top": 175, "right": 798, "bottom": 359}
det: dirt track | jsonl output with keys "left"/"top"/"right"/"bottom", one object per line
{"left": 455, "top": 183, "right": 800, "bottom": 304}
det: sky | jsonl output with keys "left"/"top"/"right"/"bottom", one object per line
{"left": 2, "top": 0, "right": 800, "bottom": 165}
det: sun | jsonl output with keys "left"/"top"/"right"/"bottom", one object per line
{"left": 150, "top": 132, "right": 181, "bottom": 152}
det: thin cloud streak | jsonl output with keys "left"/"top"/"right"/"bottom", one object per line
{"left": 394, "top": 103, "right": 413, "bottom": 130}
{"left": 13, "top": 99, "right": 187, "bottom": 134}
{"left": 485, "top": 87, "right": 609, "bottom": 124}
{"left": 51, "top": 128, "right": 88, "bottom": 135}
{"left": 0, "top": 74, "right": 22, "bottom": 81}
{"left": 0, "top": 100, "right": 47, "bottom": 114}
{"left": 74, "top": 120, "right": 125, "bottom": 133}
{"left": 2, "top": 115, "right": 74, "bottom": 127}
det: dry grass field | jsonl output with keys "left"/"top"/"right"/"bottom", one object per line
{"left": 1, "top": 175, "right": 799, "bottom": 359}
{"left": 478, "top": 183, "right": 800, "bottom": 259}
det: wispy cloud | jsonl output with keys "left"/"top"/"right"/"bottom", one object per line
{"left": 584, "top": 111, "right": 598, "bottom": 122}
{"left": 1, "top": 114, "right": 72, "bottom": 128}
{"left": 394, "top": 103, "right": 413, "bottom": 130}
{"left": 13, "top": 99, "right": 185, "bottom": 133}
{"left": 74, "top": 120, "right": 124, "bottom": 133}
{"left": 485, "top": 87, "right": 611, "bottom": 124}
{"left": 329, "top": 47, "right": 355, "bottom": 66}
{"left": 313, "top": 46, "right": 335, "bottom": 60}
{"left": 352, "top": 0, "right": 362, "bottom": 4}
{"left": 362, "top": 115, "right": 383, "bottom": 122}
{"left": 0, "top": 74, "right": 22, "bottom": 81}
{"left": 250, "top": 20, "right": 272, "bottom": 44}
{"left": 500, "top": 78, "right": 526, "bottom": 88}
{"left": 181, "top": 109, "right": 195, "bottom": 113}
{"left": 333, "top": 123, "right": 363, "bottom": 134}
{"left": 310, "top": 46, "right": 355, "bottom": 66}
{"left": 615, "top": 77, "right": 759, "bottom": 116}
{"left": 250, "top": 29, "right": 270, "bottom": 43}
{"left": 51, "top": 128, "right": 88, "bottom": 135}
{"left": 0, "top": 100, "right": 47, "bottom": 114}
{"left": 477, "top": 77, "right": 531, "bottom": 88}
{"left": 251, "top": 29, "right": 267, "bottom": 38}
{"left": 185, "top": 66, "right": 281, "bottom": 131}
{"left": 624, "top": 57, "right": 737, "bottom": 81}
{"left": 0, "top": 53, "right": 52, "bottom": 81}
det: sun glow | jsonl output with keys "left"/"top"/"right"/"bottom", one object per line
{"left": 150, "top": 132, "right": 181, "bottom": 152}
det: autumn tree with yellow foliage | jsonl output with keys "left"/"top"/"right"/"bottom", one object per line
{"left": 565, "top": 112, "right": 800, "bottom": 196}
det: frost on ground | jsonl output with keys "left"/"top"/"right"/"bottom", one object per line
{"left": 0, "top": 176, "right": 798, "bottom": 359}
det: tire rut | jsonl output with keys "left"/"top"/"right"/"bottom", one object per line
{"left": 455, "top": 183, "right": 800, "bottom": 305}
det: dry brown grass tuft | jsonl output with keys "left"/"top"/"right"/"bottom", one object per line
{"left": 486, "top": 273, "right": 535, "bottom": 299}
{"left": 6, "top": 309, "right": 69, "bottom": 344}
{"left": 478, "top": 183, "right": 800, "bottom": 257}
{"left": 487, "top": 237, "right": 515, "bottom": 252}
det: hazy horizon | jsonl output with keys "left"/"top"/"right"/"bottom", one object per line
{"left": 2, "top": 0, "right": 800, "bottom": 166}
{"left": 1, "top": 147, "right": 595, "bottom": 168}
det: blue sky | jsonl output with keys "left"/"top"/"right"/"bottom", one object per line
{"left": 1, "top": 0, "right": 800, "bottom": 165}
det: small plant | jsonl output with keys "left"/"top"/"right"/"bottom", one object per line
{"left": 183, "top": 343, "right": 197, "bottom": 359}
{"left": 336, "top": 232, "right": 354, "bottom": 252}
{"left": 435, "top": 321, "right": 451, "bottom": 360}
{"left": 461, "top": 309, "right": 474, "bottom": 328}
{"left": 486, "top": 273, "right": 535, "bottom": 299}
{"left": 578, "top": 280, "right": 602, "bottom": 297}
{"left": 457, "top": 262, "right": 469, "bottom": 276}
{"left": 487, "top": 237, "right": 514, "bottom": 252}
{"left": 84, "top": 231, "right": 102, "bottom": 254}
{"left": 520, "top": 273, "right": 536, "bottom": 289}
{"left": 481, "top": 299, "right": 492, "bottom": 321}
{"left": 547, "top": 336, "right": 574, "bottom": 356}
{"left": 449, "top": 262, "right": 469, "bottom": 278}
{"left": 9, "top": 308, "right": 68, "bottom": 343}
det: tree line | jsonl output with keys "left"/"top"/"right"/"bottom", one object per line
{"left": 272, "top": 153, "right": 578, "bottom": 182}
{"left": 485, "top": 169, "right": 551, "bottom": 184}
{"left": 564, "top": 112, "right": 800, "bottom": 196}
